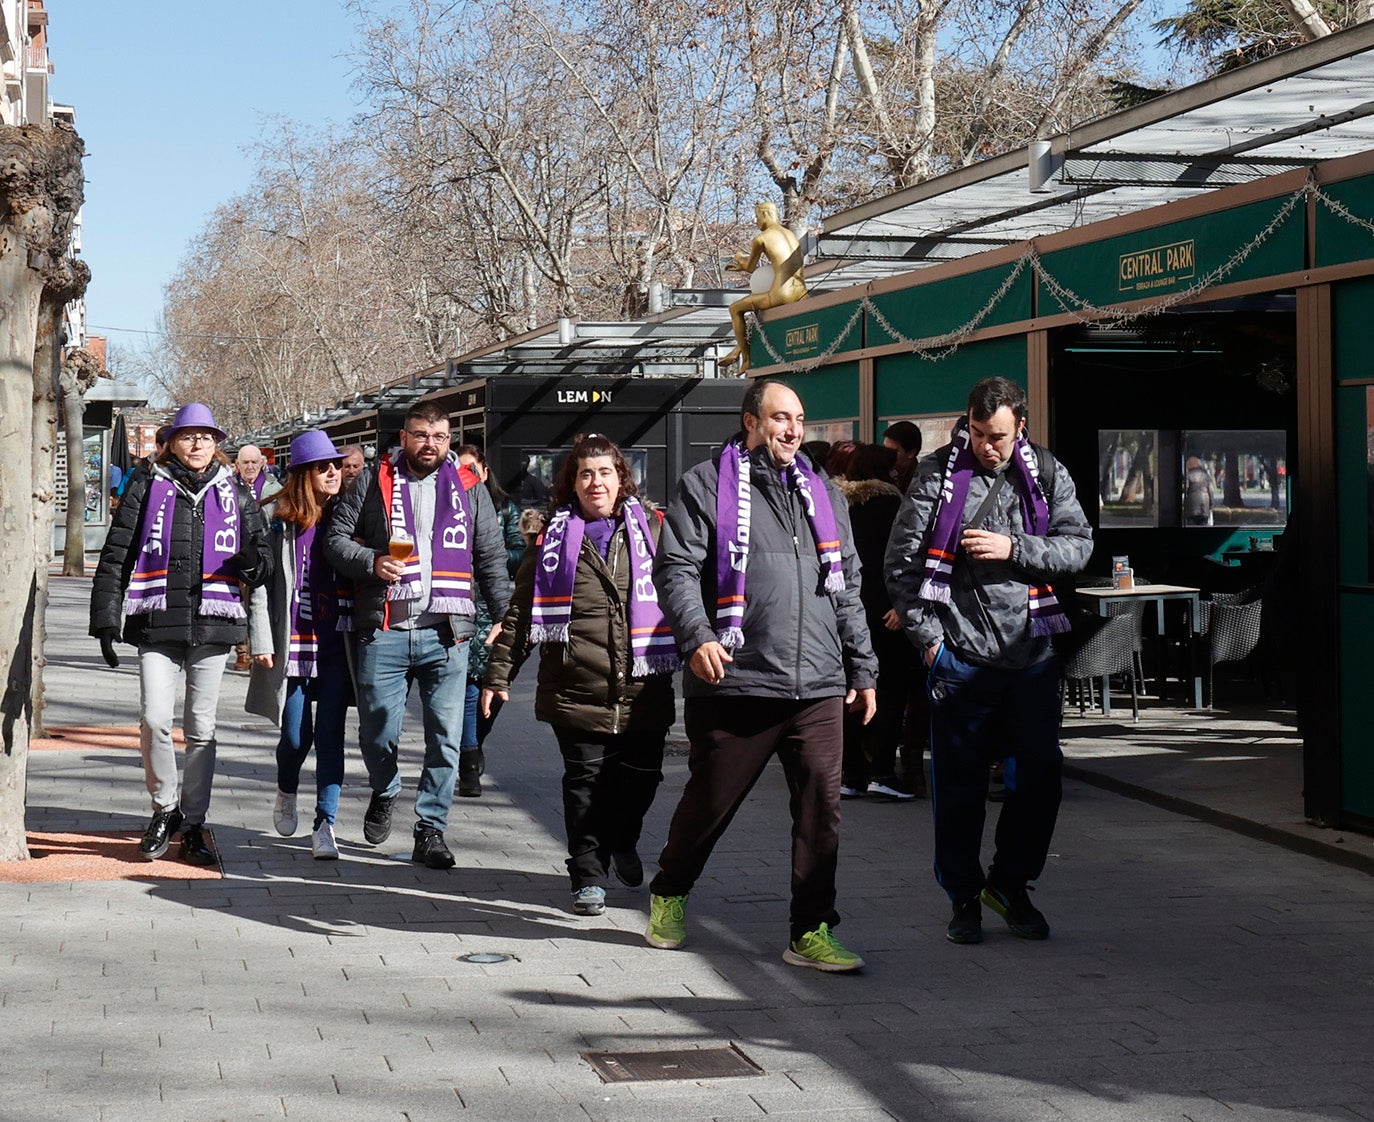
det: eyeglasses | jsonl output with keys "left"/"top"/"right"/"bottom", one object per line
{"left": 404, "top": 429, "right": 450, "bottom": 445}
{"left": 174, "top": 433, "right": 217, "bottom": 447}
{"left": 310, "top": 459, "right": 343, "bottom": 472}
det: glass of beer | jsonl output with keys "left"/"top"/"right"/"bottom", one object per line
{"left": 388, "top": 531, "right": 414, "bottom": 569}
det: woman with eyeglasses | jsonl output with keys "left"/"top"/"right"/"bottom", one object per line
{"left": 90, "top": 403, "right": 273, "bottom": 866}
{"left": 482, "top": 435, "right": 679, "bottom": 917}
{"left": 245, "top": 430, "right": 352, "bottom": 859}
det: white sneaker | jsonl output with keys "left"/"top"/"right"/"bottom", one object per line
{"left": 311, "top": 821, "right": 339, "bottom": 860}
{"left": 273, "top": 790, "right": 298, "bottom": 836}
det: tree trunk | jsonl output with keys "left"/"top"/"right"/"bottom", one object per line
{"left": 57, "top": 345, "right": 100, "bottom": 579}
{"left": 0, "top": 245, "right": 41, "bottom": 863}
{"left": 1277, "top": 0, "right": 1333, "bottom": 39}
{"left": 30, "top": 292, "right": 63, "bottom": 736}
{"left": 0, "top": 120, "right": 87, "bottom": 863}
{"left": 60, "top": 373, "right": 87, "bottom": 574}
{"left": 1222, "top": 448, "right": 1244, "bottom": 509}
{"left": 1122, "top": 437, "right": 1154, "bottom": 506}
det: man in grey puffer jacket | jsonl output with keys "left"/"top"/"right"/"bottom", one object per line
{"left": 646, "top": 380, "right": 877, "bottom": 972}
{"left": 886, "top": 377, "right": 1092, "bottom": 946}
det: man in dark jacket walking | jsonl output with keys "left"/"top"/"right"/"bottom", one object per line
{"left": 646, "top": 380, "right": 878, "bottom": 972}
{"left": 324, "top": 403, "right": 511, "bottom": 869}
{"left": 886, "top": 377, "right": 1092, "bottom": 945}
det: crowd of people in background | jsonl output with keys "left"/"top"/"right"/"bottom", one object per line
{"left": 90, "top": 376, "right": 1090, "bottom": 972}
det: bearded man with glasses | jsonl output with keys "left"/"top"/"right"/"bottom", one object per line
{"left": 325, "top": 402, "right": 511, "bottom": 868}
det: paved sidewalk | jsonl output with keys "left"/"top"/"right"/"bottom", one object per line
{"left": 4, "top": 578, "right": 1372, "bottom": 1122}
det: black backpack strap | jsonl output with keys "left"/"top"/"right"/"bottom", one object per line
{"left": 964, "top": 473, "right": 1008, "bottom": 531}
{"left": 1032, "top": 443, "right": 1057, "bottom": 499}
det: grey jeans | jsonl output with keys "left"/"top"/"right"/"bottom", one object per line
{"left": 138, "top": 642, "right": 232, "bottom": 825}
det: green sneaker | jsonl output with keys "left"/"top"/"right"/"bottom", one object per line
{"left": 645, "top": 893, "right": 688, "bottom": 949}
{"left": 783, "top": 922, "right": 865, "bottom": 973}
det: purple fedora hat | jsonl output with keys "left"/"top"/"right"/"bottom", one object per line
{"left": 169, "top": 402, "right": 227, "bottom": 442}
{"left": 289, "top": 429, "right": 341, "bottom": 470}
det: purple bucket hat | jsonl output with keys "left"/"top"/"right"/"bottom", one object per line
{"left": 289, "top": 429, "right": 341, "bottom": 470}
{"left": 169, "top": 402, "right": 227, "bottom": 442}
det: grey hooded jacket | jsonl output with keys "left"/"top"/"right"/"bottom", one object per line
{"left": 885, "top": 443, "right": 1093, "bottom": 670}
{"left": 652, "top": 443, "right": 878, "bottom": 700}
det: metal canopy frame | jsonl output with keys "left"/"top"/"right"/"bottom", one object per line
{"left": 235, "top": 303, "right": 737, "bottom": 450}
{"left": 817, "top": 22, "right": 1374, "bottom": 285}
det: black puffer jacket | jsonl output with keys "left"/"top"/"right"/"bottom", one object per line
{"left": 90, "top": 461, "right": 273, "bottom": 648}
{"left": 837, "top": 477, "right": 904, "bottom": 626}
{"left": 323, "top": 457, "right": 511, "bottom": 638}
{"left": 484, "top": 513, "right": 675, "bottom": 735}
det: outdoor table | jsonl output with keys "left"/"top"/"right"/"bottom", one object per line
{"left": 1075, "top": 584, "right": 1203, "bottom": 712}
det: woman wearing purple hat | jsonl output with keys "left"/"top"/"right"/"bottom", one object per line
{"left": 245, "top": 429, "right": 351, "bottom": 859}
{"left": 90, "top": 403, "right": 273, "bottom": 866}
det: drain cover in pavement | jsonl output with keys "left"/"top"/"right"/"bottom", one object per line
{"left": 583, "top": 1045, "right": 763, "bottom": 1083}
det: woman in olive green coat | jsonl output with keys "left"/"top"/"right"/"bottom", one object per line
{"left": 483, "top": 436, "right": 677, "bottom": 917}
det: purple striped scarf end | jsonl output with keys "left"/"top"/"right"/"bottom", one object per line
{"left": 199, "top": 600, "right": 247, "bottom": 620}
{"left": 529, "top": 623, "right": 570, "bottom": 644}
{"left": 716, "top": 626, "right": 745, "bottom": 649}
{"left": 124, "top": 594, "right": 167, "bottom": 615}
{"left": 429, "top": 597, "right": 475, "bottom": 616}
{"left": 917, "top": 579, "right": 952, "bottom": 603}
{"left": 632, "top": 654, "right": 683, "bottom": 676}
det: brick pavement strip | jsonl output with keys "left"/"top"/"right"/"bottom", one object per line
{"left": 4, "top": 578, "right": 1374, "bottom": 1122}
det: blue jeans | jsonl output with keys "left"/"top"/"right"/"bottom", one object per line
{"left": 275, "top": 651, "right": 350, "bottom": 829}
{"left": 461, "top": 680, "right": 503, "bottom": 750}
{"left": 354, "top": 625, "right": 469, "bottom": 834}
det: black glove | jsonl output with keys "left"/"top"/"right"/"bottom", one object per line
{"left": 95, "top": 627, "right": 121, "bottom": 668}
{"left": 228, "top": 543, "right": 259, "bottom": 575}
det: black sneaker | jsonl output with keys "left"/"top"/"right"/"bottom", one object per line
{"left": 362, "top": 791, "right": 396, "bottom": 845}
{"left": 947, "top": 897, "right": 983, "bottom": 944}
{"left": 980, "top": 878, "right": 1049, "bottom": 940}
{"left": 138, "top": 806, "right": 183, "bottom": 861}
{"left": 412, "top": 827, "right": 456, "bottom": 869}
{"left": 457, "top": 748, "right": 484, "bottom": 798}
{"left": 178, "top": 824, "right": 217, "bottom": 867}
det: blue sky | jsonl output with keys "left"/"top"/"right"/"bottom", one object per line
{"left": 53, "top": 1, "right": 385, "bottom": 349}
{"left": 53, "top": 0, "right": 1183, "bottom": 356}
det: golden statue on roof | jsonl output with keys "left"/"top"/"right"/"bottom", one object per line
{"left": 720, "top": 201, "right": 808, "bottom": 373}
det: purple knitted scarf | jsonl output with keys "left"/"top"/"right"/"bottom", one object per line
{"left": 715, "top": 440, "right": 844, "bottom": 649}
{"left": 287, "top": 524, "right": 337, "bottom": 678}
{"left": 125, "top": 469, "right": 247, "bottom": 620}
{"left": 918, "top": 418, "right": 1069, "bottom": 636}
{"left": 530, "top": 498, "right": 680, "bottom": 676}
{"left": 384, "top": 453, "right": 476, "bottom": 617}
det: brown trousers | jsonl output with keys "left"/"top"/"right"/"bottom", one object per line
{"left": 651, "top": 695, "right": 844, "bottom": 942}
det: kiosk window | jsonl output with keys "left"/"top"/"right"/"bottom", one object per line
{"left": 1181, "top": 431, "right": 1287, "bottom": 529}
{"left": 1099, "top": 429, "right": 1159, "bottom": 528}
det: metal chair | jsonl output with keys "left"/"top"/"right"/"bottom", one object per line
{"left": 1204, "top": 592, "right": 1264, "bottom": 709}
{"left": 1061, "top": 602, "right": 1146, "bottom": 722}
